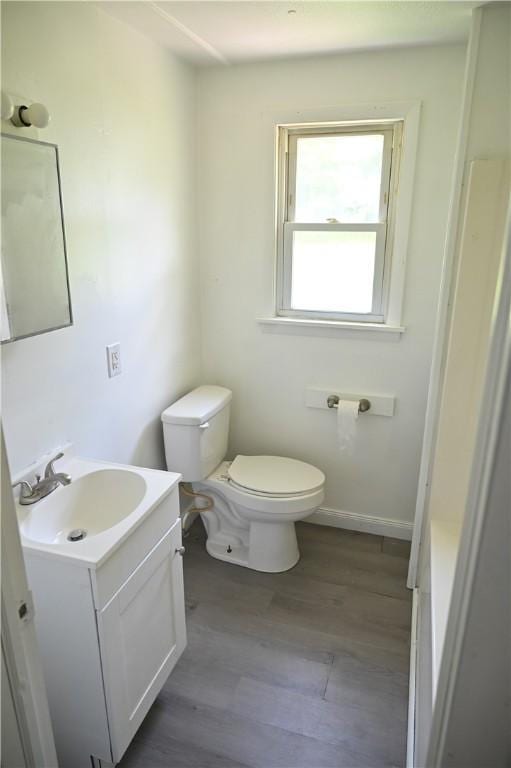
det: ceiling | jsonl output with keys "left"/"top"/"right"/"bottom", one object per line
{"left": 102, "top": 1, "right": 479, "bottom": 67}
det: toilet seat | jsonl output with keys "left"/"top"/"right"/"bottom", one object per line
{"left": 227, "top": 455, "right": 325, "bottom": 498}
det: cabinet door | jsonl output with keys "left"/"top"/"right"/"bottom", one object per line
{"left": 97, "top": 520, "right": 186, "bottom": 762}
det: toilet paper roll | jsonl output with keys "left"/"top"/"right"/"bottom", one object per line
{"left": 336, "top": 400, "right": 359, "bottom": 451}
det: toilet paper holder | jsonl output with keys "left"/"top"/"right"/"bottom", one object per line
{"left": 327, "top": 395, "right": 371, "bottom": 413}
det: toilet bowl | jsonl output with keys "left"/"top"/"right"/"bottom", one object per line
{"left": 197, "top": 456, "right": 325, "bottom": 572}
{"left": 161, "top": 386, "right": 325, "bottom": 572}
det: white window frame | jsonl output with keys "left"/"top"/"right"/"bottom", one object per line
{"left": 276, "top": 120, "right": 403, "bottom": 324}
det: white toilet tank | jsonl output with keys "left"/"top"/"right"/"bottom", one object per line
{"left": 161, "top": 385, "right": 232, "bottom": 481}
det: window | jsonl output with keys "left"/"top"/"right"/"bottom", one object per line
{"left": 276, "top": 121, "right": 402, "bottom": 323}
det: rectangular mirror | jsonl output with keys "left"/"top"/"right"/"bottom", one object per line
{"left": 1, "top": 133, "right": 72, "bottom": 343}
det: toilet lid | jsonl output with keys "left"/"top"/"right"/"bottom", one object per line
{"left": 228, "top": 455, "right": 325, "bottom": 496}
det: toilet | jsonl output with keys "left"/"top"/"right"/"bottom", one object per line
{"left": 161, "top": 385, "right": 325, "bottom": 572}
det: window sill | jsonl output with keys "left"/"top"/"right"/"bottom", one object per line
{"left": 256, "top": 316, "right": 405, "bottom": 340}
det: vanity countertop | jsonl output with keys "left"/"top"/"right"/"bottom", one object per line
{"left": 16, "top": 454, "right": 181, "bottom": 568}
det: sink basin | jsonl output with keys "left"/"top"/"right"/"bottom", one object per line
{"left": 15, "top": 453, "right": 182, "bottom": 566}
{"left": 20, "top": 469, "right": 146, "bottom": 545}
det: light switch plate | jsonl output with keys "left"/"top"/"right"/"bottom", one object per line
{"left": 106, "top": 343, "right": 121, "bottom": 378}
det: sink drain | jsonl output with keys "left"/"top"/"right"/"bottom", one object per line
{"left": 67, "top": 528, "right": 87, "bottom": 542}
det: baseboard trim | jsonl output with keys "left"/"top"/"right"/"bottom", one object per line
{"left": 305, "top": 506, "right": 413, "bottom": 541}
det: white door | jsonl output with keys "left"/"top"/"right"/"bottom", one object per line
{"left": 2, "top": 646, "right": 28, "bottom": 768}
{"left": 97, "top": 520, "right": 186, "bottom": 763}
{"left": 1, "top": 429, "right": 58, "bottom": 768}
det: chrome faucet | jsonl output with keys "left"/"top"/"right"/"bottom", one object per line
{"left": 44, "top": 452, "right": 72, "bottom": 485}
{"left": 13, "top": 452, "right": 72, "bottom": 505}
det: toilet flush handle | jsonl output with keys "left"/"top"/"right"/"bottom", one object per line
{"left": 199, "top": 422, "right": 209, "bottom": 430}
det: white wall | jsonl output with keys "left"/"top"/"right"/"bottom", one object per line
{"left": 1, "top": 2, "right": 200, "bottom": 476}
{"left": 0, "top": 9, "right": 467, "bottom": 531}
{"left": 197, "top": 44, "right": 466, "bottom": 529}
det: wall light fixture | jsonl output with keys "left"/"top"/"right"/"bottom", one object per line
{"left": 10, "top": 101, "right": 50, "bottom": 128}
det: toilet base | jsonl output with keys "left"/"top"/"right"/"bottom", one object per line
{"left": 205, "top": 520, "right": 300, "bottom": 573}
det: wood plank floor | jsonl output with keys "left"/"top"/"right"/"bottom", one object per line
{"left": 119, "top": 521, "right": 412, "bottom": 768}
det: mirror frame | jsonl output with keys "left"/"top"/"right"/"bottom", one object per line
{"left": 1, "top": 132, "right": 73, "bottom": 344}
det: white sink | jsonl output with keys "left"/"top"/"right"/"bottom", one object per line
{"left": 15, "top": 453, "right": 182, "bottom": 566}
{"left": 20, "top": 469, "right": 147, "bottom": 545}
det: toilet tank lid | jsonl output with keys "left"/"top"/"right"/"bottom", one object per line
{"left": 161, "top": 385, "right": 232, "bottom": 426}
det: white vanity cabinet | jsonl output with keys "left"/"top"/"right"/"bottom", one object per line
{"left": 96, "top": 520, "right": 185, "bottom": 760}
{"left": 23, "top": 481, "right": 186, "bottom": 768}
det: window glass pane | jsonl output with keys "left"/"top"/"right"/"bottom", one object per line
{"left": 294, "top": 134, "right": 384, "bottom": 223}
{"left": 290, "top": 230, "right": 376, "bottom": 314}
